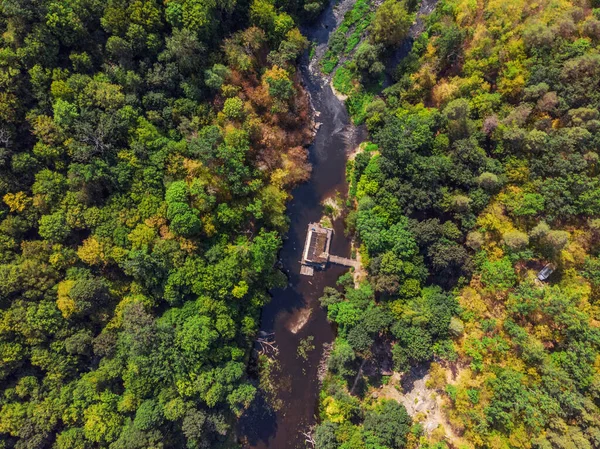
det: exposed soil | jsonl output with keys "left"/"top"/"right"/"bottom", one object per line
{"left": 378, "top": 366, "right": 464, "bottom": 448}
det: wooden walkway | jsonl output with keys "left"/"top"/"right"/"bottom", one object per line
{"left": 329, "top": 255, "right": 360, "bottom": 268}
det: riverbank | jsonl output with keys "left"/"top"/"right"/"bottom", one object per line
{"left": 237, "top": 0, "right": 367, "bottom": 447}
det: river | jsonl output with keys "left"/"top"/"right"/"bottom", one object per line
{"left": 238, "top": 1, "right": 366, "bottom": 447}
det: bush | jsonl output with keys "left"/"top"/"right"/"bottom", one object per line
{"left": 480, "top": 257, "right": 516, "bottom": 289}
{"left": 544, "top": 230, "right": 569, "bottom": 252}
{"left": 222, "top": 97, "right": 244, "bottom": 120}
{"left": 363, "top": 400, "right": 411, "bottom": 449}
{"left": 503, "top": 230, "right": 529, "bottom": 251}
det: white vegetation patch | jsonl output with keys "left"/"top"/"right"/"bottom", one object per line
{"left": 322, "top": 194, "right": 343, "bottom": 221}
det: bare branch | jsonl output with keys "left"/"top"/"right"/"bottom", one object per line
{"left": 301, "top": 428, "right": 315, "bottom": 448}
{"left": 256, "top": 334, "right": 278, "bottom": 355}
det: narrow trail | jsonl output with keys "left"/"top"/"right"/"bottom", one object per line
{"left": 349, "top": 359, "right": 367, "bottom": 395}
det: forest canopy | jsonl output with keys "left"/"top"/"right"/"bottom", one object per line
{"left": 0, "top": 0, "right": 323, "bottom": 447}
{"left": 315, "top": 0, "right": 600, "bottom": 448}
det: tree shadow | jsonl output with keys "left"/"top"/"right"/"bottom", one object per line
{"left": 237, "top": 393, "right": 278, "bottom": 447}
{"left": 400, "top": 362, "right": 431, "bottom": 392}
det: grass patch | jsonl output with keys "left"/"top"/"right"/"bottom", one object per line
{"left": 321, "top": 0, "right": 373, "bottom": 74}
{"left": 343, "top": 0, "right": 370, "bottom": 28}
{"left": 345, "top": 32, "right": 362, "bottom": 55}
{"left": 365, "top": 142, "right": 379, "bottom": 153}
{"left": 346, "top": 159, "right": 358, "bottom": 201}
{"left": 321, "top": 53, "right": 339, "bottom": 74}
{"left": 345, "top": 12, "right": 373, "bottom": 54}
{"left": 332, "top": 64, "right": 357, "bottom": 96}
{"left": 347, "top": 91, "right": 374, "bottom": 125}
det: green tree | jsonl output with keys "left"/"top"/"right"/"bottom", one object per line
{"left": 204, "top": 64, "right": 230, "bottom": 90}
{"left": 39, "top": 211, "right": 70, "bottom": 243}
{"left": 134, "top": 400, "right": 163, "bottom": 431}
{"left": 363, "top": 400, "right": 411, "bottom": 449}
{"left": 314, "top": 421, "right": 339, "bottom": 449}
{"left": 371, "top": 0, "right": 412, "bottom": 47}
{"left": 480, "top": 257, "right": 517, "bottom": 289}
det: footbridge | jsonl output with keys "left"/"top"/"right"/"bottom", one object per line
{"left": 328, "top": 255, "right": 360, "bottom": 268}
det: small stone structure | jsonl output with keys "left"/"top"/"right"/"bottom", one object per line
{"left": 300, "top": 222, "right": 359, "bottom": 276}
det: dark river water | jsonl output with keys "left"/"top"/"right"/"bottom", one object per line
{"left": 238, "top": 1, "right": 366, "bottom": 447}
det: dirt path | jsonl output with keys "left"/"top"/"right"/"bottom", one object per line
{"left": 349, "top": 358, "right": 367, "bottom": 394}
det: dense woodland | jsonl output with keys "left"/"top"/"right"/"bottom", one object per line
{"left": 3, "top": 0, "right": 600, "bottom": 448}
{"left": 0, "top": 0, "right": 330, "bottom": 447}
{"left": 316, "top": 0, "right": 600, "bottom": 448}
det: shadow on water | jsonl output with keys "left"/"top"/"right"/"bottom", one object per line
{"left": 238, "top": 1, "right": 366, "bottom": 448}
{"left": 240, "top": 395, "right": 277, "bottom": 445}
